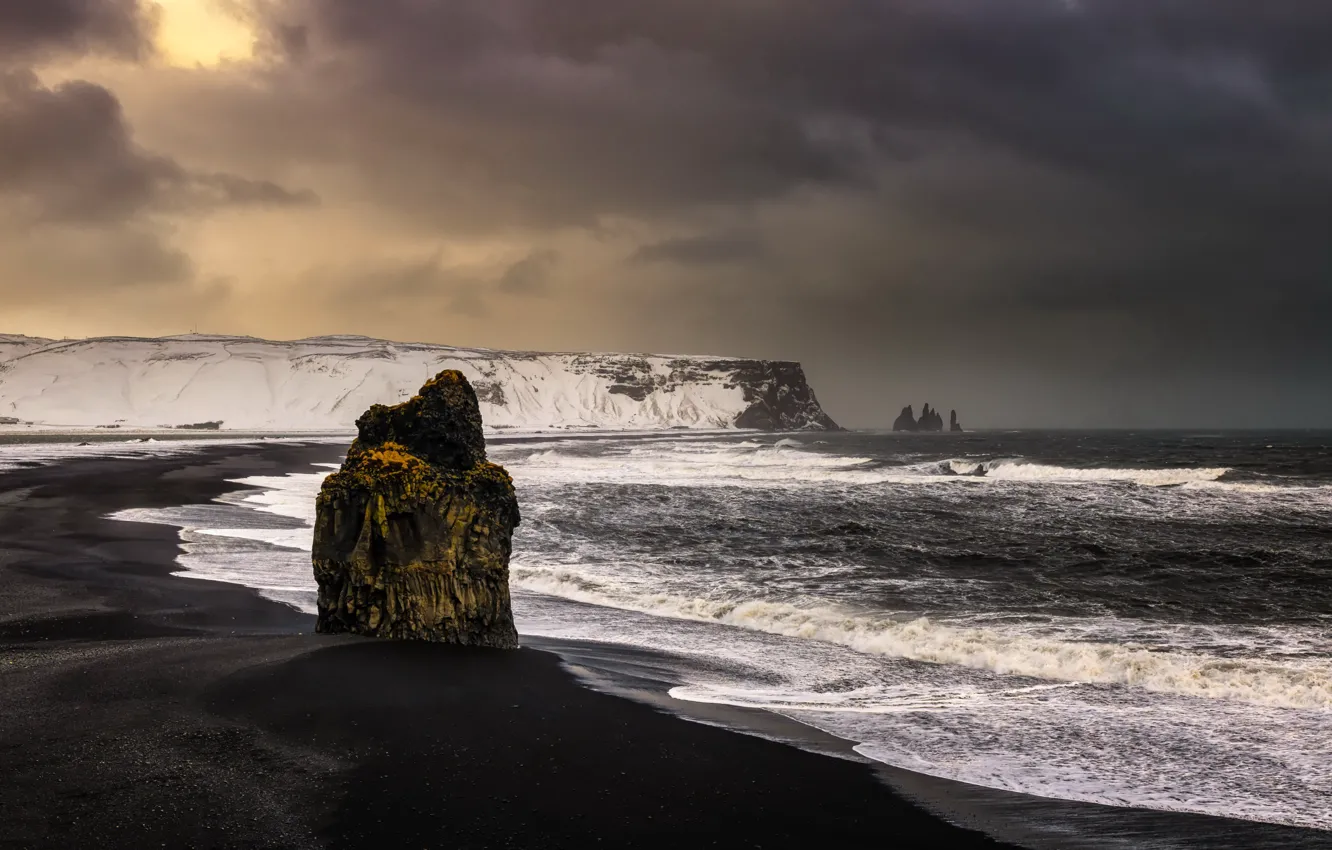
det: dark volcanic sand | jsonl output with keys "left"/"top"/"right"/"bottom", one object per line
{"left": 0, "top": 443, "right": 1018, "bottom": 849}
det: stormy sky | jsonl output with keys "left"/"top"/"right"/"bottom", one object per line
{"left": 2, "top": 1, "right": 1331, "bottom": 427}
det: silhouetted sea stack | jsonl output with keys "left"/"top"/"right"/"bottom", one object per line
{"left": 918, "top": 404, "right": 945, "bottom": 432}
{"left": 950, "top": 410, "right": 964, "bottom": 432}
{"left": 892, "top": 403, "right": 964, "bottom": 432}
{"left": 312, "top": 370, "right": 520, "bottom": 647}
{"left": 892, "top": 405, "right": 918, "bottom": 432}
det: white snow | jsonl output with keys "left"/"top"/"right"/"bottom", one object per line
{"left": 0, "top": 334, "right": 47, "bottom": 364}
{"left": 0, "top": 334, "right": 765, "bottom": 431}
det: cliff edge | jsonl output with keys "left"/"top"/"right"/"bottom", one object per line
{"left": 728, "top": 361, "right": 840, "bottom": 431}
{"left": 0, "top": 334, "right": 839, "bottom": 431}
{"left": 312, "top": 370, "right": 520, "bottom": 647}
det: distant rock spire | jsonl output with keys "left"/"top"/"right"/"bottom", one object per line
{"left": 918, "top": 404, "right": 944, "bottom": 432}
{"left": 892, "top": 405, "right": 918, "bottom": 432}
{"left": 892, "top": 401, "right": 962, "bottom": 433}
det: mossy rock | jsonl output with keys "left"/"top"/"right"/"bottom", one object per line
{"left": 312, "top": 370, "right": 520, "bottom": 647}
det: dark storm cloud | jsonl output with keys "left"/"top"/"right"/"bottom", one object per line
{"left": 0, "top": 71, "right": 316, "bottom": 226}
{"left": 517, "top": 0, "right": 1332, "bottom": 278}
{"left": 0, "top": 29, "right": 312, "bottom": 305}
{"left": 196, "top": 0, "right": 1332, "bottom": 424}
{"left": 517, "top": 0, "right": 1330, "bottom": 156}
{"left": 225, "top": 0, "right": 863, "bottom": 229}
{"left": 247, "top": 0, "right": 1332, "bottom": 255}
{"left": 0, "top": 0, "right": 176, "bottom": 300}
{"left": 4, "top": 0, "right": 1329, "bottom": 423}
{"left": 0, "top": 0, "right": 153, "bottom": 61}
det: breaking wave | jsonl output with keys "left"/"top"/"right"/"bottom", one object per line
{"left": 0, "top": 437, "right": 232, "bottom": 473}
{"left": 935, "top": 458, "right": 1231, "bottom": 486}
{"left": 511, "top": 565, "right": 1332, "bottom": 710}
{"left": 498, "top": 440, "right": 1254, "bottom": 490}
{"left": 500, "top": 441, "right": 887, "bottom": 486}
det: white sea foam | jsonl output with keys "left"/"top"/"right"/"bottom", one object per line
{"left": 192, "top": 526, "right": 312, "bottom": 549}
{"left": 495, "top": 442, "right": 894, "bottom": 487}
{"left": 226, "top": 473, "right": 332, "bottom": 522}
{"left": 981, "top": 461, "right": 1230, "bottom": 486}
{"left": 0, "top": 436, "right": 282, "bottom": 473}
{"left": 511, "top": 565, "right": 1332, "bottom": 710}
{"left": 937, "top": 458, "right": 1231, "bottom": 486}
{"left": 0, "top": 435, "right": 353, "bottom": 474}
{"left": 515, "top": 589, "right": 1332, "bottom": 831}
{"left": 671, "top": 673, "right": 1332, "bottom": 829}
{"left": 494, "top": 440, "right": 1265, "bottom": 492}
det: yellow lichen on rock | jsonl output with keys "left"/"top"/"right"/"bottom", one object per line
{"left": 311, "top": 370, "right": 519, "bottom": 647}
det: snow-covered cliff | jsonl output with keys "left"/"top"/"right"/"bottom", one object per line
{"left": 0, "top": 335, "right": 838, "bottom": 431}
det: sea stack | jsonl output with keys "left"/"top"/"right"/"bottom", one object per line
{"left": 312, "top": 370, "right": 520, "bottom": 647}
{"left": 892, "top": 405, "right": 918, "bottom": 432}
{"left": 918, "top": 404, "right": 945, "bottom": 432}
{"left": 950, "top": 410, "right": 964, "bottom": 432}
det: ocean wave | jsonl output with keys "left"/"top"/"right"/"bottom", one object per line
{"left": 510, "top": 442, "right": 888, "bottom": 486}
{"left": 192, "top": 526, "right": 312, "bottom": 550}
{"left": 507, "top": 440, "right": 1262, "bottom": 491}
{"left": 0, "top": 437, "right": 224, "bottom": 472}
{"left": 935, "top": 458, "right": 1231, "bottom": 486}
{"left": 226, "top": 473, "right": 331, "bottom": 521}
{"left": 0, "top": 436, "right": 341, "bottom": 474}
{"left": 511, "top": 565, "right": 1332, "bottom": 710}
{"left": 668, "top": 680, "right": 1085, "bottom": 714}
{"left": 666, "top": 669, "right": 1332, "bottom": 830}
{"left": 1179, "top": 479, "right": 1332, "bottom": 496}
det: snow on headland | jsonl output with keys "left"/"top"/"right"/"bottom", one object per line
{"left": 0, "top": 334, "right": 838, "bottom": 432}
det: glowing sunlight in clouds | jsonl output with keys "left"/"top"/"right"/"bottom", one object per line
{"left": 153, "top": 0, "right": 254, "bottom": 67}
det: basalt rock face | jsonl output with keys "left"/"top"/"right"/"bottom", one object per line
{"left": 312, "top": 370, "right": 520, "bottom": 647}
{"left": 730, "top": 361, "right": 840, "bottom": 431}
{"left": 893, "top": 405, "right": 918, "bottom": 432}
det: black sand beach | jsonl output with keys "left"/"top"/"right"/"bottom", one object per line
{"left": 5, "top": 442, "right": 1331, "bottom": 850}
{"left": 0, "top": 443, "right": 1019, "bottom": 849}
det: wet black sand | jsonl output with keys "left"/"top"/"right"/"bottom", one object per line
{"left": 0, "top": 443, "right": 1018, "bottom": 849}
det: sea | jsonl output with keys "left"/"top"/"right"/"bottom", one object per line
{"left": 56, "top": 430, "right": 1332, "bottom": 837}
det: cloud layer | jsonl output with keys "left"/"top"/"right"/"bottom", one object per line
{"left": 0, "top": 0, "right": 154, "bottom": 61}
{"left": 2, "top": 0, "right": 1331, "bottom": 426}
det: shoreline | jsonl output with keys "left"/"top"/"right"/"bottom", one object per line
{"left": 0, "top": 443, "right": 1015, "bottom": 849}
{"left": 2, "top": 443, "right": 1327, "bottom": 848}
{"left": 529, "top": 636, "right": 1332, "bottom": 850}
